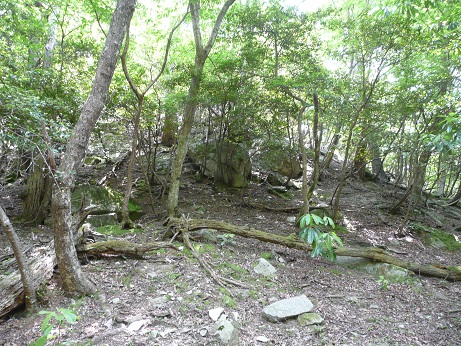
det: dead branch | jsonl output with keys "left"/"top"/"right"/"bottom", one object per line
{"left": 166, "top": 217, "right": 461, "bottom": 281}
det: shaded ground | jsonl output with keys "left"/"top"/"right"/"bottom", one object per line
{"left": 1, "top": 159, "right": 461, "bottom": 345}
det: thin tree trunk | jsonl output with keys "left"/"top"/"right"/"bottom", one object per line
{"left": 307, "top": 93, "right": 321, "bottom": 201}
{"left": 167, "top": 0, "right": 236, "bottom": 216}
{"left": 297, "top": 104, "right": 309, "bottom": 216}
{"left": 321, "top": 132, "right": 340, "bottom": 171}
{"left": 50, "top": 0, "right": 136, "bottom": 294}
{"left": 0, "top": 206, "right": 36, "bottom": 312}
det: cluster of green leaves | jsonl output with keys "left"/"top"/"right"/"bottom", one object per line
{"left": 299, "top": 213, "right": 343, "bottom": 261}
{"left": 31, "top": 308, "right": 78, "bottom": 346}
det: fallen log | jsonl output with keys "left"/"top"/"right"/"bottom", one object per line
{"left": 77, "top": 240, "right": 179, "bottom": 258}
{"left": 0, "top": 239, "right": 178, "bottom": 318}
{"left": 0, "top": 241, "right": 56, "bottom": 318}
{"left": 166, "top": 217, "right": 461, "bottom": 281}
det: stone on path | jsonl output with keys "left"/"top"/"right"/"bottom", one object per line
{"left": 212, "top": 315, "right": 239, "bottom": 345}
{"left": 127, "top": 319, "right": 150, "bottom": 332}
{"left": 209, "top": 307, "right": 225, "bottom": 321}
{"left": 262, "top": 295, "right": 314, "bottom": 322}
{"left": 254, "top": 258, "right": 277, "bottom": 277}
{"left": 256, "top": 335, "right": 270, "bottom": 343}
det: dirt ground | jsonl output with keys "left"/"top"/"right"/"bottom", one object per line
{"left": 1, "top": 160, "right": 461, "bottom": 345}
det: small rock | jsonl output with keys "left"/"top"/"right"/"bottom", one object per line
{"left": 199, "top": 328, "right": 208, "bottom": 337}
{"left": 126, "top": 314, "right": 144, "bottom": 323}
{"left": 149, "top": 295, "right": 169, "bottom": 305}
{"left": 127, "top": 319, "right": 150, "bottom": 332}
{"left": 104, "top": 318, "right": 113, "bottom": 329}
{"left": 212, "top": 316, "right": 239, "bottom": 345}
{"left": 262, "top": 295, "right": 314, "bottom": 322}
{"left": 254, "top": 258, "right": 277, "bottom": 277}
{"left": 297, "top": 313, "right": 324, "bottom": 326}
{"left": 111, "top": 298, "right": 120, "bottom": 305}
{"left": 286, "top": 216, "right": 297, "bottom": 223}
{"left": 256, "top": 335, "right": 270, "bottom": 343}
{"left": 159, "top": 328, "right": 177, "bottom": 337}
{"left": 209, "top": 307, "right": 225, "bottom": 321}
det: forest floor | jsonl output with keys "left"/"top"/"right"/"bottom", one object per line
{"left": 1, "top": 158, "right": 461, "bottom": 346}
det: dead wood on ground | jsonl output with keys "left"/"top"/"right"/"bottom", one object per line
{"left": 166, "top": 217, "right": 461, "bottom": 282}
{"left": 0, "top": 239, "right": 178, "bottom": 318}
{"left": 0, "top": 242, "right": 56, "bottom": 318}
{"left": 77, "top": 240, "right": 179, "bottom": 258}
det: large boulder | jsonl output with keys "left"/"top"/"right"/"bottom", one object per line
{"left": 252, "top": 142, "right": 302, "bottom": 182}
{"left": 188, "top": 140, "right": 251, "bottom": 188}
{"left": 72, "top": 185, "right": 143, "bottom": 225}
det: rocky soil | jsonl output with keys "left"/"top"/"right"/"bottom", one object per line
{"left": 1, "top": 160, "right": 461, "bottom": 346}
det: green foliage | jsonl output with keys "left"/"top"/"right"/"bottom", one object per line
{"left": 216, "top": 233, "right": 236, "bottom": 246}
{"left": 31, "top": 308, "right": 78, "bottom": 346}
{"left": 95, "top": 225, "right": 142, "bottom": 237}
{"left": 377, "top": 276, "right": 390, "bottom": 290}
{"left": 299, "top": 213, "right": 343, "bottom": 261}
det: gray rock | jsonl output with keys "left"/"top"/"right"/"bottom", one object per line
{"left": 72, "top": 185, "right": 142, "bottom": 220}
{"left": 149, "top": 295, "right": 169, "bottom": 305}
{"left": 256, "top": 336, "right": 270, "bottom": 343}
{"left": 262, "top": 295, "right": 314, "bottom": 322}
{"left": 188, "top": 140, "right": 251, "bottom": 188}
{"left": 212, "top": 315, "right": 239, "bottom": 345}
{"left": 254, "top": 258, "right": 277, "bottom": 277}
{"left": 209, "top": 307, "right": 225, "bottom": 321}
{"left": 127, "top": 319, "right": 150, "bottom": 332}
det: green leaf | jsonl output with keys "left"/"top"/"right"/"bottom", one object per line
{"left": 59, "top": 308, "right": 77, "bottom": 324}
{"left": 300, "top": 214, "right": 311, "bottom": 228}
{"left": 32, "top": 334, "right": 49, "bottom": 346}
{"left": 40, "top": 313, "right": 55, "bottom": 332}
{"left": 331, "top": 232, "right": 343, "bottom": 246}
{"left": 311, "top": 214, "right": 323, "bottom": 225}
{"left": 41, "top": 324, "right": 53, "bottom": 338}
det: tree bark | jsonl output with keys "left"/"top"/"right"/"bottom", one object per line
{"left": 0, "top": 206, "right": 37, "bottom": 313}
{"left": 20, "top": 155, "right": 52, "bottom": 225}
{"left": 167, "top": 0, "right": 236, "bottom": 216}
{"left": 51, "top": 0, "right": 136, "bottom": 294}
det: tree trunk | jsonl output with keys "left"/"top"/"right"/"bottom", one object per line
{"left": 307, "top": 93, "right": 321, "bottom": 201}
{"left": 321, "top": 133, "right": 340, "bottom": 171}
{"left": 297, "top": 104, "right": 309, "bottom": 216}
{"left": 43, "top": 7, "right": 58, "bottom": 69}
{"left": 0, "top": 206, "right": 36, "bottom": 313}
{"left": 20, "top": 155, "right": 52, "bottom": 225}
{"left": 167, "top": 0, "right": 236, "bottom": 216}
{"left": 51, "top": 0, "right": 136, "bottom": 294}
{"left": 161, "top": 111, "right": 177, "bottom": 147}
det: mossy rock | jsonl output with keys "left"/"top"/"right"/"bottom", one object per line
{"left": 72, "top": 185, "right": 143, "bottom": 220}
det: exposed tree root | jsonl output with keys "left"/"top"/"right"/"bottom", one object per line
{"left": 166, "top": 217, "right": 461, "bottom": 281}
{"left": 181, "top": 230, "right": 248, "bottom": 298}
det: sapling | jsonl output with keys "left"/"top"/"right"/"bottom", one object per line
{"left": 299, "top": 213, "right": 343, "bottom": 261}
{"left": 31, "top": 308, "right": 78, "bottom": 346}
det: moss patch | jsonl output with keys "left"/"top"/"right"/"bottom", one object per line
{"left": 95, "top": 224, "right": 143, "bottom": 236}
